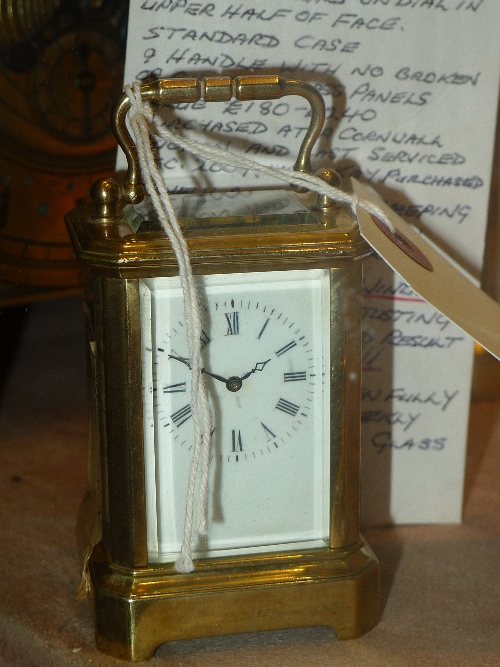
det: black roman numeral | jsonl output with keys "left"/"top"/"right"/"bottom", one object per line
{"left": 169, "top": 350, "right": 191, "bottom": 369}
{"left": 163, "top": 382, "right": 187, "bottom": 393}
{"left": 276, "top": 398, "right": 300, "bottom": 417}
{"left": 200, "top": 329, "right": 211, "bottom": 347}
{"left": 225, "top": 312, "right": 240, "bottom": 335}
{"left": 284, "top": 371, "right": 307, "bottom": 382}
{"left": 231, "top": 430, "right": 243, "bottom": 452}
{"left": 171, "top": 404, "right": 192, "bottom": 427}
{"left": 275, "top": 341, "right": 297, "bottom": 357}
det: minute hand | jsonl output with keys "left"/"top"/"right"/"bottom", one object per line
{"left": 240, "top": 359, "right": 271, "bottom": 380}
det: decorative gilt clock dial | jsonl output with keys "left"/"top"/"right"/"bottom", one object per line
{"left": 0, "top": 0, "right": 127, "bottom": 289}
{"left": 140, "top": 269, "right": 331, "bottom": 562}
{"left": 32, "top": 29, "right": 123, "bottom": 145}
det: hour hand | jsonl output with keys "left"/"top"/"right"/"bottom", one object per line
{"left": 201, "top": 368, "right": 229, "bottom": 384}
{"left": 240, "top": 359, "right": 271, "bottom": 380}
{"left": 168, "top": 351, "right": 192, "bottom": 370}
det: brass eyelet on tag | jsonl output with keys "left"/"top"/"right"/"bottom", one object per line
{"left": 370, "top": 214, "right": 434, "bottom": 272}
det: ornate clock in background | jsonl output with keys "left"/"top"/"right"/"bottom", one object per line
{"left": 0, "top": 0, "right": 127, "bottom": 301}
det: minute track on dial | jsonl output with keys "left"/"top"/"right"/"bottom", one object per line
{"left": 158, "top": 294, "right": 317, "bottom": 461}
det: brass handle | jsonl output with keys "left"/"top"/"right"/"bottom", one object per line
{"left": 112, "top": 75, "right": 326, "bottom": 204}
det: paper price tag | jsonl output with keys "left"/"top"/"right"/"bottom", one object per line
{"left": 353, "top": 178, "right": 500, "bottom": 362}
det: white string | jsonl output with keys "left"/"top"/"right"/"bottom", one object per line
{"left": 150, "top": 119, "right": 395, "bottom": 234}
{"left": 124, "top": 83, "right": 395, "bottom": 574}
{"left": 126, "top": 83, "right": 212, "bottom": 573}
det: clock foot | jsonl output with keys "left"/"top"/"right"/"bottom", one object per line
{"left": 88, "top": 540, "right": 380, "bottom": 661}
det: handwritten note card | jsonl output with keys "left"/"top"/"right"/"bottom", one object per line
{"left": 360, "top": 256, "right": 472, "bottom": 524}
{"left": 121, "top": 0, "right": 500, "bottom": 525}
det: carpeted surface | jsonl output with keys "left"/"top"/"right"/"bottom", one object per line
{"left": 0, "top": 295, "right": 499, "bottom": 666}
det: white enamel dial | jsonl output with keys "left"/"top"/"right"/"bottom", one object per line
{"left": 140, "top": 269, "right": 331, "bottom": 562}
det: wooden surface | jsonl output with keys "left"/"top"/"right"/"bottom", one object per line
{"left": 0, "top": 295, "right": 499, "bottom": 667}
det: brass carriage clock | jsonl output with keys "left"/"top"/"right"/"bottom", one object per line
{"left": 65, "top": 75, "right": 380, "bottom": 661}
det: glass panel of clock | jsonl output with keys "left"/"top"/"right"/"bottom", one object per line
{"left": 140, "top": 269, "right": 331, "bottom": 562}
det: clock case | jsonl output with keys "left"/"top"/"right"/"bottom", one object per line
{"left": 65, "top": 75, "right": 380, "bottom": 661}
